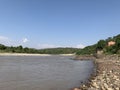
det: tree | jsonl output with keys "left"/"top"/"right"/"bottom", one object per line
{"left": 0, "top": 44, "right": 6, "bottom": 50}
{"left": 106, "top": 37, "right": 113, "bottom": 42}
{"left": 23, "top": 47, "right": 29, "bottom": 52}
{"left": 96, "top": 40, "right": 106, "bottom": 50}
{"left": 15, "top": 45, "right": 23, "bottom": 53}
{"left": 115, "top": 37, "right": 120, "bottom": 53}
{"left": 76, "top": 45, "right": 97, "bottom": 55}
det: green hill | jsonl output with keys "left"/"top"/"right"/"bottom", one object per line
{"left": 76, "top": 34, "right": 120, "bottom": 55}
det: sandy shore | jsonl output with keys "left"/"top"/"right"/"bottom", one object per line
{"left": 73, "top": 59, "right": 120, "bottom": 90}
{"left": 0, "top": 53, "right": 74, "bottom": 56}
{"left": 0, "top": 53, "right": 51, "bottom": 56}
{"left": 59, "top": 54, "right": 75, "bottom": 56}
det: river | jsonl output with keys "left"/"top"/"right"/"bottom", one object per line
{"left": 0, "top": 55, "right": 94, "bottom": 90}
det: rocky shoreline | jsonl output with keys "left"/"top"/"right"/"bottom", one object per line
{"left": 74, "top": 55, "right": 96, "bottom": 60}
{"left": 73, "top": 55, "right": 120, "bottom": 90}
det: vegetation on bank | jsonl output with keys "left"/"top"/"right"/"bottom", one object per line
{"left": 0, "top": 44, "right": 79, "bottom": 54}
{"left": 0, "top": 34, "right": 120, "bottom": 55}
{"left": 76, "top": 44, "right": 97, "bottom": 55}
{"left": 76, "top": 34, "right": 120, "bottom": 55}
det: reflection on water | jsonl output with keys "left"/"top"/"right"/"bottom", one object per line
{"left": 0, "top": 56, "right": 94, "bottom": 90}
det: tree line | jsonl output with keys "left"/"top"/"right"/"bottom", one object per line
{"left": 0, "top": 44, "right": 79, "bottom": 54}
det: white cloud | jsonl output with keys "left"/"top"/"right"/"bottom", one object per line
{"left": 37, "top": 44, "right": 86, "bottom": 49}
{"left": 0, "top": 36, "right": 11, "bottom": 45}
{"left": 75, "top": 44, "right": 85, "bottom": 48}
{"left": 22, "top": 38, "right": 29, "bottom": 43}
{"left": 0, "top": 36, "right": 30, "bottom": 47}
{"left": 0, "top": 36, "right": 9, "bottom": 41}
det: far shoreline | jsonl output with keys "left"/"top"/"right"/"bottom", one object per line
{"left": 0, "top": 53, "right": 75, "bottom": 56}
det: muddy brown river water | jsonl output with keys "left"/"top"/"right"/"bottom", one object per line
{"left": 0, "top": 56, "right": 94, "bottom": 90}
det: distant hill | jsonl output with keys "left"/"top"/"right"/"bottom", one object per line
{"left": 0, "top": 44, "right": 79, "bottom": 54}
{"left": 76, "top": 34, "right": 120, "bottom": 55}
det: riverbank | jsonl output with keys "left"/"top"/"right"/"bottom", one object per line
{"left": 74, "top": 55, "right": 96, "bottom": 60}
{"left": 73, "top": 55, "right": 120, "bottom": 90}
{"left": 0, "top": 53, "right": 75, "bottom": 56}
{"left": 0, "top": 53, "right": 51, "bottom": 56}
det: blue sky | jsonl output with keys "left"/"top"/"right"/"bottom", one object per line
{"left": 0, "top": 0, "right": 120, "bottom": 48}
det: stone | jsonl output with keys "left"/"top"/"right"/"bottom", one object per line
{"left": 113, "top": 75, "right": 118, "bottom": 79}
{"left": 92, "top": 82, "right": 99, "bottom": 88}
{"left": 101, "top": 86, "right": 106, "bottom": 90}
{"left": 73, "top": 88, "right": 81, "bottom": 90}
{"left": 103, "top": 83, "right": 109, "bottom": 89}
{"left": 109, "top": 71, "right": 113, "bottom": 73}
{"left": 107, "top": 88, "right": 113, "bottom": 90}
{"left": 115, "top": 87, "right": 120, "bottom": 90}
